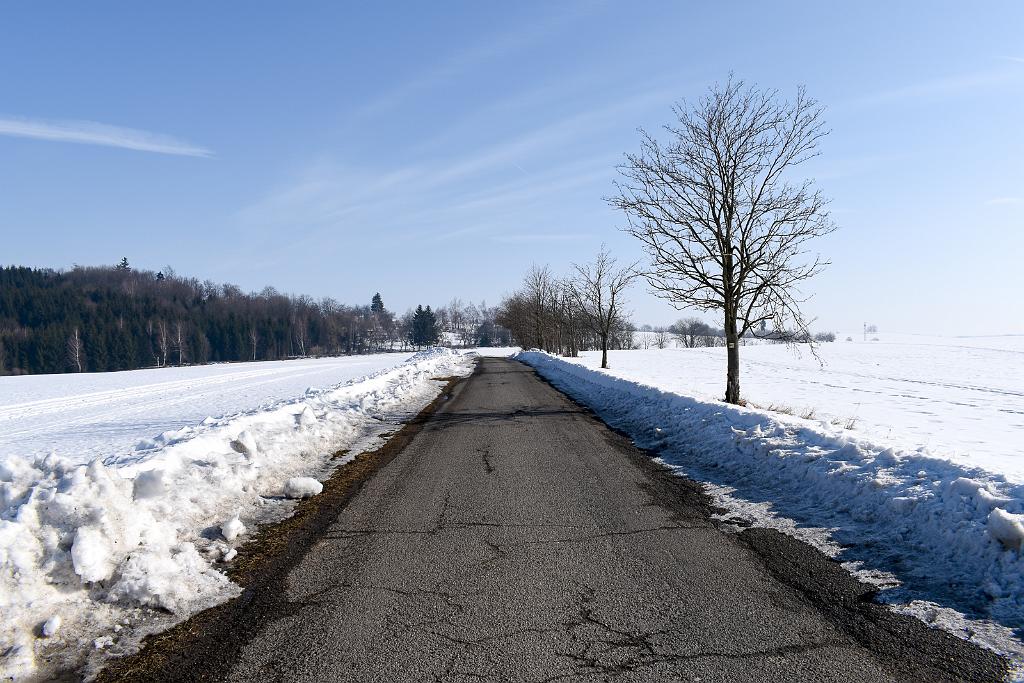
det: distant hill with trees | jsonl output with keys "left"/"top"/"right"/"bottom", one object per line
{"left": 0, "top": 263, "right": 509, "bottom": 375}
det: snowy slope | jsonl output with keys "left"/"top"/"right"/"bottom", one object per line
{"left": 517, "top": 345, "right": 1024, "bottom": 663}
{"left": 0, "top": 354, "right": 416, "bottom": 467}
{"left": 0, "top": 349, "right": 474, "bottom": 680}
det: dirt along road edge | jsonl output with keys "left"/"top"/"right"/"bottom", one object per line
{"left": 94, "top": 373, "right": 469, "bottom": 682}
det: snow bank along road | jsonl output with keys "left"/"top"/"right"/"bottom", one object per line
{"left": 518, "top": 349, "right": 1024, "bottom": 657}
{"left": 104, "top": 358, "right": 1006, "bottom": 682}
{"left": 0, "top": 350, "right": 472, "bottom": 681}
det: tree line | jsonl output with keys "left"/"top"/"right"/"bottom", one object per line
{"left": 0, "top": 264, "right": 510, "bottom": 375}
{"left": 634, "top": 320, "right": 836, "bottom": 349}
{"left": 496, "top": 247, "right": 638, "bottom": 368}
{"left": 496, "top": 269, "right": 835, "bottom": 360}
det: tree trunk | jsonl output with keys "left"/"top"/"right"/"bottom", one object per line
{"left": 600, "top": 334, "right": 609, "bottom": 369}
{"left": 724, "top": 314, "right": 740, "bottom": 404}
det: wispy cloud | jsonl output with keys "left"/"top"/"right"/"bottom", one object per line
{"left": 0, "top": 116, "right": 212, "bottom": 157}
{"left": 1000, "top": 56, "right": 1024, "bottom": 64}
{"left": 231, "top": 68, "right": 685, "bottom": 270}
{"left": 490, "top": 233, "right": 586, "bottom": 244}
{"left": 844, "top": 68, "right": 1023, "bottom": 109}
{"left": 240, "top": 84, "right": 672, "bottom": 238}
{"left": 985, "top": 196, "right": 1021, "bottom": 206}
{"left": 352, "top": 3, "right": 595, "bottom": 119}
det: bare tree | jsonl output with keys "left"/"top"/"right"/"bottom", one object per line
{"left": 444, "top": 299, "right": 459, "bottom": 346}
{"left": 654, "top": 328, "right": 670, "bottom": 350}
{"left": 293, "top": 318, "right": 307, "bottom": 357}
{"left": 154, "top": 320, "right": 170, "bottom": 367}
{"left": 671, "top": 317, "right": 720, "bottom": 349}
{"left": 66, "top": 327, "right": 84, "bottom": 372}
{"left": 611, "top": 77, "right": 835, "bottom": 403}
{"left": 569, "top": 246, "right": 639, "bottom": 369}
{"left": 672, "top": 317, "right": 699, "bottom": 349}
{"left": 248, "top": 326, "right": 258, "bottom": 361}
{"left": 613, "top": 320, "right": 636, "bottom": 351}
{"left": 524, "top": 265, "right": 557, "bottom": 351}
{"left": 173, "top": 321, "right": 188, "bottom": 366}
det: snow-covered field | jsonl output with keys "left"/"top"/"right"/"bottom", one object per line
{"left": 0, "top": 354, "right": 416, "bottom": 467}
{"left": 603, "top": 333, "right": 1024, "bottom": 479}
{"left": 0, "top": 350, "right": 475, "bottom": 680}
{"left": 518, "top": 335, "right": 1024, "bottom": 663}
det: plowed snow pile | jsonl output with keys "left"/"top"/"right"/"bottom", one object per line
{"left": 0, "top": 348, "right": 474, "bottom": 680}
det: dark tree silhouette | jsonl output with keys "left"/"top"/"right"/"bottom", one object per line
{"left": 611, "top": 77, "right": 835, "bottom": 403}
{"left": 0, "top": 265, "right": 403, "bottom": 375}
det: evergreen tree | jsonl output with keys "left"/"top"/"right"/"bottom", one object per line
{"left": 409, "top": 305, "right": 440, "bottom": 347}
{"left": 116, "top": 257, "right": 130, "bottom": 271}
{"left": 408, "top": 306, "right": 425, "bottom": 347}
{"left": 371, "top": 293, "right": 384, "bottom": 313}
{"left": 423, "top": 306, "right": 439, "bottom": 345}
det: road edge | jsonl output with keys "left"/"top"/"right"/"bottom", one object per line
{"left": 515, "top": 357, "right": 1010, "bottom": 683}
{"left": 92, "top": 368, "right": 476, "bottom": 683}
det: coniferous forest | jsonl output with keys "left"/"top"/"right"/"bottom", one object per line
{"left": 0, "top": 263, "right": 509, "bottom": 375}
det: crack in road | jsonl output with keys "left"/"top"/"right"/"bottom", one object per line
{"left": 383, "top": 583, "right": 863, "bottom": 682}
{"left": 559, "top": 587, "right": 854, "bottom": 676}
{"left": 478, "top": 446, "right": 495, "bottom": 474}
{"left": 323, "top": 521, "right": 595, "bottom": 539}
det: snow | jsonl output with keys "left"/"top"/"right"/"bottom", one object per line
{"left": 468, "top": 346, "right": 519, "bottom": 357}
{"left": 41, "top": 616, "right": 61, "bottom": 639}
{"left": 590, "top": 333, "right": 1024, "bottom": 479}
{"left": 0, "top": 354, "right": 417, "bottom": 467}
{"left": 516, "top": 340, "right": 1024, "bottom": 662}
{"left": 284, "top": 476, "right": 323, "bottom": 499}
{"left": 0, "top": 348, "right": 474, "bottom": 680}
{"left": 989, "top": 508, "right": 1024, "bottom": 551}
{"left": 220, "top": 516, "right": 246, "bottom": 541}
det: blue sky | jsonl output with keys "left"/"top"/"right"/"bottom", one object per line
{"left": 2, "top": 2, "right": 1022, "bottom": 335}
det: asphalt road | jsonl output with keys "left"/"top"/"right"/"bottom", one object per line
{"left": 125, "top": 357, "right": 1007, "bottom": 682}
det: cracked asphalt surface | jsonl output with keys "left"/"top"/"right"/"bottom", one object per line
{"left": 213, "top": 358, "right": 1005, "bottom": 682}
